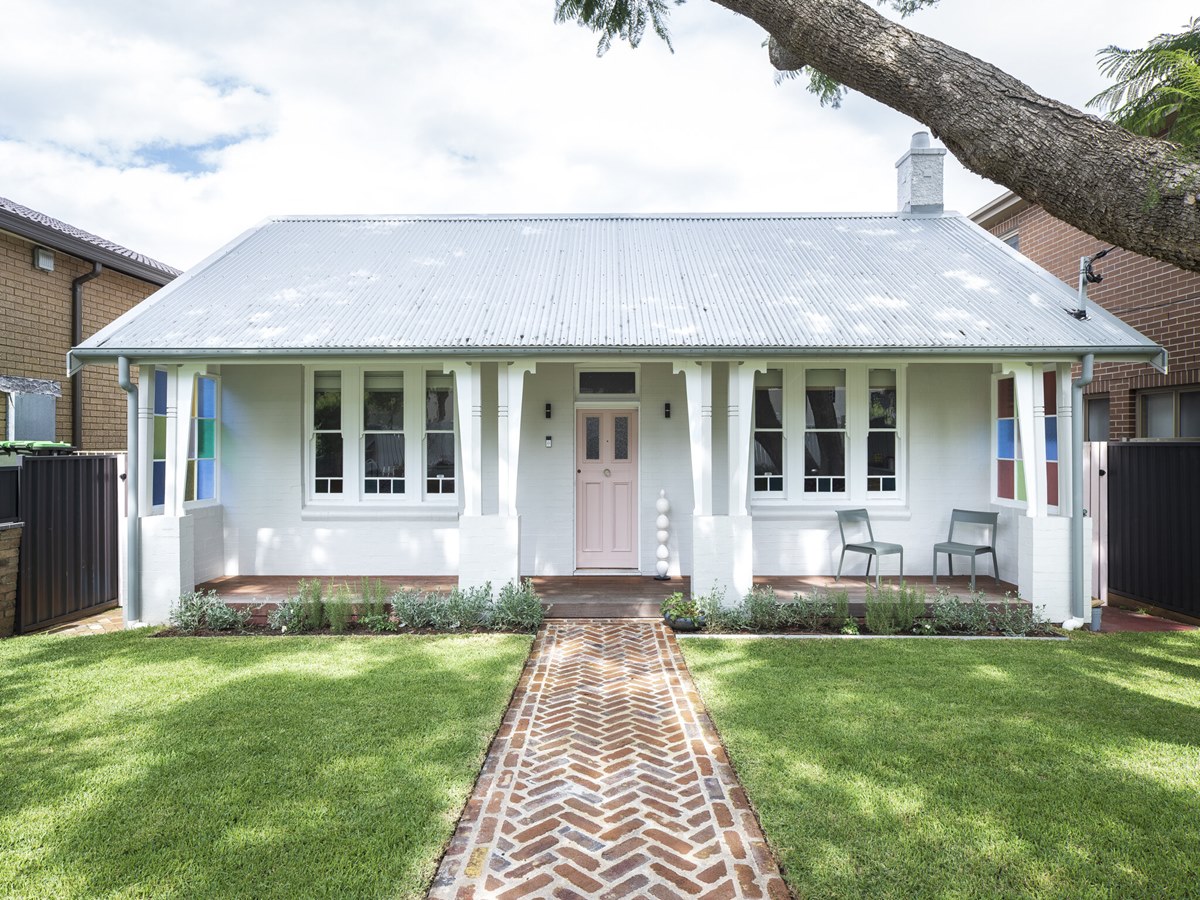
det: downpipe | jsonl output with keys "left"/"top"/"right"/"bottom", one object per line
{"left": 71, "top": 262, "right": 103, "bottom": 448}
{"left": 118, "top": 357, "right": 140, "bottom": 625}
{"left": 1064, "top": 353, "right": 1094, "bottom": 630}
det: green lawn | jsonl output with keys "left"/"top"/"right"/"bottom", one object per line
{"left": 682, "top": 632, "right": 1200, "bottom": 899}
{"left": 0, "top": 630, "right": 531, "bottom": 899}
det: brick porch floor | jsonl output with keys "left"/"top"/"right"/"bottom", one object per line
{"left": 429, "top": 620, "right": 789, "bottom": 900}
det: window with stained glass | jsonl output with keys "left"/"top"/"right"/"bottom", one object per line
{"left": 185, "top": 375, "right": 218, "bottom": 502}
{"left": 152, "top": 368, "right": 168, "bottom": 507}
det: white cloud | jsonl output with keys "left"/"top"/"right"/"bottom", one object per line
{"left": 0, "top": 0, "right": 1193, "bottom": 269}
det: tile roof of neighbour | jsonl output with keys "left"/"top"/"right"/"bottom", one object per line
{"left": 0, "top": 195, "right": 181, "bottom": 284}
{"left": 71, "top": 212, "right": 1164, "bottom": 368}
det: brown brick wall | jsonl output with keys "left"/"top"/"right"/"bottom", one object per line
{"left": 988, "top": 207, "right": 1200, "bottom": 440}
{"left": 0, "top": 524, "right": 19, "bottom": 638}
{"left": 1, "top": 229, "right": 158, "bottom": 449}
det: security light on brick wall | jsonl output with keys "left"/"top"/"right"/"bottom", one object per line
{"left": 32, "top": 247, "right": 54, "bottom": 272}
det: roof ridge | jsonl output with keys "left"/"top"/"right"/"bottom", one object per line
{"left": 268, "top": 211, "right": 930, "bottom": 223}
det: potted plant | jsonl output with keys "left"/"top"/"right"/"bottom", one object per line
{"left": 661, "top": 592, "right": 706, "bottom": 632}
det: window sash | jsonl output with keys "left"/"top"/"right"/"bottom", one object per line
{"left": 752, "top": 374, "right": 784, "bottom": 494}
{"left": 185, "top": 374, "right": 219, "bottom": 503}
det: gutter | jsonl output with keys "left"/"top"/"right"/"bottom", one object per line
{"left": 118, "top": 357, "right": 140, "bottom": 625}
{"left": 66, "top": 343, "right": 1168, "bottom": 374}
{"left": 70, "top": 262, "right": 103, "bottom": 448}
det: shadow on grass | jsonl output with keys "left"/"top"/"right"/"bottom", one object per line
{"left": 682, "top": 632, "right": 1200, "bottom": 899}
{"left": 0, "top": 631, "right": 531, "bottom": 899}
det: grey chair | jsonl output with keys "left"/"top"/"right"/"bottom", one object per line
{"left": 836, "top": 508, "right": 903, "bottom": 588}
{"left": 932, "top": 509, "right": 999, "bottom": 590}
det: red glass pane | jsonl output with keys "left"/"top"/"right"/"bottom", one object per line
{"left": 1043, "top": 371, "right": 1057, "bottom": 409}
{"left": 997, "top": 378, "right": 1014, "bottom": 419}
{"left": 998, "top": 458, "right": 1015, "bottom": 499}
{"left": 1046, "top": 461, "right": 1059, "bottom": 507}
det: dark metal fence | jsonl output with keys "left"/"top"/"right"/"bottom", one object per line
{"left": 1106, "top": 442, "right": 1200, "bottom": 619}
{"left": 17, "top": 455, "right": 120, "bottom": 632}
{"left": 0, "top": 468, "right": 17, "bottom": 524}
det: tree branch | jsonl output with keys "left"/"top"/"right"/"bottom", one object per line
{"left": 728, "top": 0, "right": 1200, "bottom": 271}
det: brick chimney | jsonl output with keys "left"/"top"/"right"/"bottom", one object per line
{"left": 896, "top": 132, "right": 946, "bottom": 214}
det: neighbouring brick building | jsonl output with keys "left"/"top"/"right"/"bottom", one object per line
{"left": 1, "top": 196, "right": 179, "bottom": 450}
{"left": 972, "top": 191, "right": 1200, "bottom": 441}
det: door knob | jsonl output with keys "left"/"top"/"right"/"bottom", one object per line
{"left": 603, "top": 468, "right": 611, "bottom": 477}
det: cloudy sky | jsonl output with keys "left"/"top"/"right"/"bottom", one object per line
{"left": 1, "top": 0, "right": 1193, "bottom": 270}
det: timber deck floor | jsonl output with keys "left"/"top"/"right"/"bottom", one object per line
{"left": 196, "top": 573, "right": 1020, "bottom": 619}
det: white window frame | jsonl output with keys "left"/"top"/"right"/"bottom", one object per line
{"left": 751, "top": 369, "right": 785, "bottom": 496}
{"left": 750, "top": 362, "right": 907, "bottom": 509}
{"left": 303, "top": 364, "right": 459, "bottom": 508}
{"left": 990, "top": 372, "right": 1026, "bottom": 511}
{"left": 182, "top": 372, "right": 221, "bottom": 509}
{"left": 575, "top": 364, "right": 640, "bottom": 399}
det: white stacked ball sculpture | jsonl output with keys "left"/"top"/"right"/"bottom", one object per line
{"left": 655, "top": 490, "right": 670, "bottom": 579}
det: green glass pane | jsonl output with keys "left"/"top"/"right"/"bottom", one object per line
{"left": 197, "top": 419, "right": 216, "bottom": 459}
{"left": 184, "top": 460, "right": 196, "bottom": 502}
{"left": 153, "top": 416, "right": 167, "bottom": 460}
{"left": 1016, "top": 460, "right": 1027, "bottom": 502}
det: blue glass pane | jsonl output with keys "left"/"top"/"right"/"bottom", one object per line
{"left": 198, "top": 377, "right": 216, "bottom": 419}
{"left": 1045, "top": 418, "right": 1058, "bottom": 462}
{"left": 197, "top": 458, "right": 216, "bottom": 500}
{"left": 997, "top": 419, "right": 1015, "bottom": 460}
{"left": 152, "top": 460, "right": 166, "bottom": 506}
{"left": 153, "top": 370, "right": 168, "bottom": 415}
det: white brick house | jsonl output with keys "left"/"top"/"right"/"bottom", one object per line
{"left": 70, "top": 136, "right": 1163, "bottom": 625}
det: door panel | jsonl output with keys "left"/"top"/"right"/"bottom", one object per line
{"left": 576, "top": 409, "right": 638, "bottom": 568}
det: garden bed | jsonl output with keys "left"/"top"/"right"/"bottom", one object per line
{"left": 160, "top": 578, "right": 544, "bottom": 637}
{"left": 664, "top": 584, "right": 1058, "bottom": 638}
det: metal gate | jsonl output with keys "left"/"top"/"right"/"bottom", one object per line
{"left": 17, "top": 455, "right": 120, "bottom": 632}
{"left": 1105, "top": 442, "right": 1200, "bottom": 619}
{"left": 1083, "top": 442, "right": 1108, "bottom": 604}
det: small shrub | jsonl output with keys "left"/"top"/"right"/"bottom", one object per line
{"left": 326, "top": 583, "right": 352, "bottom": 634}
{"left": 446, "top": 584, "right": 491, "bottom": 629}
{"left": 865, "top": 585, "right": 901, "bottom": 635}
{"left": 492, "top": 579, "right": 543, "bottom": 632}
{"left": 789, "top": 591, "right": 833, "bottom": 631}
{"left": 697, "top": 587, "right": 746, "bottom": 632}
{"left": 742, "top": 585, "right": 781, "bottom": 631}
{"left": 930, "top": 590, "right": 991, "bottom": 635}
{"left": 840, "top": 618, "right": 860, "bottom": 635}
{"left": 359, "top": 577, "right": 389, "bottom": 620}
{"left": 661, "top": 591, "right": 702, "bottom": 621}
{"left": 298, "top": 579, "right": 326, "bottom": 632}
{"left": 268, "top": 595, "right": 306, "bottom": 632}
{"left": 828, "top": 589, "right": 851, "bottom": 630}
{"left": 170, "top": 589, "right": 250, "bottom": 634}
{"left": 393, "top": 588, "right": 434, "bottom": 628}
{"left": 991, "top": 595, "right": 1049, "bottom": 636}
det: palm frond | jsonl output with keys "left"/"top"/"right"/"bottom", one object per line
{"left": 1088, "top": 18, "right": 1200, "bottom": 147}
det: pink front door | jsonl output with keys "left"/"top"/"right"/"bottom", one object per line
{"left": 576, "top": 409, "right": 638, "bottom": 569}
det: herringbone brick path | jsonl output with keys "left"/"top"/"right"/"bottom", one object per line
{"left": 430, "top": 620, "right": 788, "bottom": 900}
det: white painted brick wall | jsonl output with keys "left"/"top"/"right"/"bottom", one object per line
{"left": 752, "top": 364, "right": 1004, "bottom": 578}
{"left": 220, "top": 364, "right": 460, "bottom": 576}
{"left": 188, "top": 505, "right": 224, "bottom": 583}
{"left": 516, "top": 362, "right": 694, "bottom": 576}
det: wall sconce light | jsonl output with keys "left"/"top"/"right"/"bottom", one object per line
{"left": 33, "top": 247, "right": 54, "bottom": 272}
{"left": 545, "top": 403, "right": 552, "bottom": 419}
{"left": 664, "top": 402, "right": 671, "bottom": 419}
{"left": 545, "top": 435, "right": 553, "bottom": 448}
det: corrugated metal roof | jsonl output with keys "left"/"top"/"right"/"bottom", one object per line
{"left": 0, "top": 196, "right": 181, "bottom": 283}
{"left": 73, "top": 212, "right": 1162, "bottom": 361}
